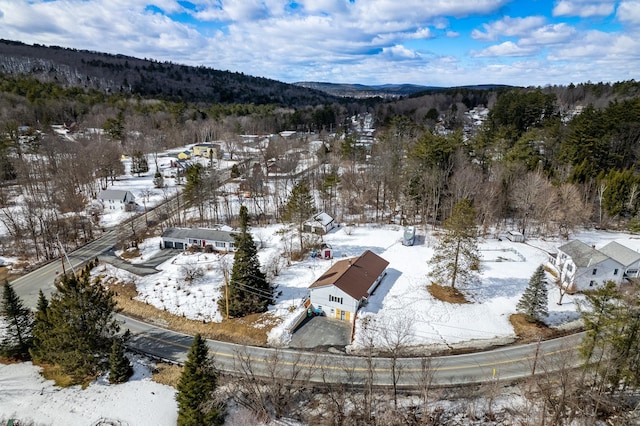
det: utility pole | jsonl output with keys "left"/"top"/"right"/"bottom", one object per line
{"left": 56, "top": 235, "right": 75, "bottom": 276}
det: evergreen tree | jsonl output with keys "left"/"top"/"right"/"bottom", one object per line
{"left": 176, "top": 334, "right": 224, "bottom": 426}
{"left": 281, "top": 179, "right": 316, "bottom": 251}
{"left": 0, "top": 281, "right": 33, "bottom": 360}
{"left": 131, "top": 150, "right": 149, "bottom": 176}
{"left": 153, "top": 170, "right": 165, "bottom": 188}
{"left": 29, "top": 290, "right": 50, "bottom": 362}
{"left": 516, "top": 265, "right": 549, "bottom": 322}
{"left": 220, "top": 206, "right": 272, "bottom": 317}
{"left": 30, "top": 266, "right": 121, "bottom": 380}
{"left": 108, "top": 334, "right": 133, "bottom": 384}
{"left": 429, "top": 198, "right": 480, "bottom": 289}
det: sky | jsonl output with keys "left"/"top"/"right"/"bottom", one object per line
{"left": 1, "top": 0, "right": 639, "bottom": 87}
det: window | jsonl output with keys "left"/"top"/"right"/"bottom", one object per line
{"left": 614, "top": 269, "right": 619, "bottom": 276}
{"left": 329, "top": 295, "right": 343, "bottom": 304}
{"left": 215, "top": 241, "right": 225, "bottom": 248}
{"left": 592, "top": 268, "right": 597, "bottom": 275}
{"left": 590, "top": 280, "right": 596, "bottom": 287}
{"left": 567, "top": 264, "right": 573, "bottom": 272}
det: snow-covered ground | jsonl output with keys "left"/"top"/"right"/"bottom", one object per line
{"left": 96, "top": 221, "right": 640, "bottom": 352}
{"left": 3, "top": 141, "right": 640, "bottom": 423}
{"left": 0, "top": 357, "right": 177, "bottom": 426}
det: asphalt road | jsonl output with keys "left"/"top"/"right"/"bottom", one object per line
{"left": 10, "top": 190, "right": 586, "bottom": 387}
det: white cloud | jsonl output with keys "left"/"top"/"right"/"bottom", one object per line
{"left": 473, "top": 41, "right": 539, "bottom": 57}
{"left": 617, "top": 1, "right": 640, "bottom": 25}
{"left": 552, "top": 0, "right": 616, "bottom": 17}
{"left": 380, "top": 44, "right": 420, "bottom": 60}
{"left": 471, "top": 16, "right": 547, "bottom": 41}
{"left": 520, "top": 23, "right": 577, "bottom": 46}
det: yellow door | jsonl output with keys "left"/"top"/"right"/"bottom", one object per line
{"left": 335, "top": 308, "right": 341, "bottom": 319}
{"left": 345, "top": 311, "right": 350, "bottom": 322}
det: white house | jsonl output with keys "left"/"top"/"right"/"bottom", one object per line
{"left": 598, "top": 241, "right": 640, "bottom": 278}
{"left": 161, "top": 227, "right": 237, "bottom": 251}
{"left": 555, "top": 240, "right": 624, "bottom": 292}
{"left": 308, "top": 250, "right": 389, "bottom": 322}
{"left": 97, "top": 190, "right": 136, "bottom": 211}
{"left": 303, "top": 212, "right": 336, "bottom": 235}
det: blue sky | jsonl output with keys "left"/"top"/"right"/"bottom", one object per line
{"left": 1, "top": 0, "right": 639, "bottom": 86}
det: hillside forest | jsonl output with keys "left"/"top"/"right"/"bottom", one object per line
{"left": 1, "top": 60, "right": 640, "bottom": 265}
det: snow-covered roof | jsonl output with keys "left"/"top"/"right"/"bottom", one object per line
{"left": 313, "top": 212, "right": 334, "bottom": 227}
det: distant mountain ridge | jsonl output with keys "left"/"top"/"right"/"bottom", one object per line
{"left": 294, "top": 81, "right": 514, "bottom": 98}
{"left": 0, "top": 39, "right": 341, "bottom": 107}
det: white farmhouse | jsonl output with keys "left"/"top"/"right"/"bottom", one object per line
{"left": 97, "top": 189, "right": 136, "bottom": 211}
{"left": 555, "top": 240, "right": 624, "bottom": 292}
{"left": 308, "top": 250, "right": 388, "bottom": 322}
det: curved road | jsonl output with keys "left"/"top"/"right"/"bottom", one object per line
{"left": 10, "top": 199, "right": 585, "bottom": 387}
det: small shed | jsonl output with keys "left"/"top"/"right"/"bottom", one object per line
{"left": 506, "top": 231, "right": 525, "bottom": 242}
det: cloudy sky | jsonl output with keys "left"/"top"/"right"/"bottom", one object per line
{"left": 1, "top": 0, "right": 639, "bottom": 87}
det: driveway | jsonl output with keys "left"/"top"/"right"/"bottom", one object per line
{"left": 98, "top": 248, "right": 178, "bottom": 276}
{"left": 288, "top": 316, "right": 352, "bottom": 351}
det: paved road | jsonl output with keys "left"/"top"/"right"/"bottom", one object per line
{"left": 10, "top": 190, "right": 586, "bottom": 387}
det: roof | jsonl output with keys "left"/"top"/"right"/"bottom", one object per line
{"left": 557, "top": 240, "right": 609, "bottom": 267}
{"left": 309, "top": 250, "right": 389, "bottom": 300}
{"left": 98, "top": 190, "right": 134, "bottom": 202}
{"left": 161, "top": 227, "right": 237, "bottom": 243}
{"left": 598, "top": 241, "right": 640, "bottom": 267}
{"left": 313, "top": 212, "right": 334, "bottom": 227}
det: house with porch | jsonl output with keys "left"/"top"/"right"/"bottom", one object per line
{"left": 161, "top": 227, "right": 237, "bottom": 251}
{"left": 554, "top": 240, "right": 625, "bottom": 292}
{"left": 308, "top": 250, "right": 389, "bottom": 322}
{"left": 97, "top": 189, "right": 136, "bottom": 211}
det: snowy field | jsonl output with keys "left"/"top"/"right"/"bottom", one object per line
{"left": 0, "top": 357, "right": 177, "bottom": 426}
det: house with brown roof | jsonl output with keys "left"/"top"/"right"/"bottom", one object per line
{"left": 308, "top": 250, "right": 389, "bottom": 322}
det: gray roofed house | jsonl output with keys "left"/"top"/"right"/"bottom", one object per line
{"left": 554, "top": 240, "right": 625, "bottom": 292}
{"left": 161, "top": 227, "right": 237, "bottom": 252}
{"left": 97, "top": 189, "right": 136, "bottom": 211}
{"left": 598, "top": 241, "right": 640, "bottom": 278}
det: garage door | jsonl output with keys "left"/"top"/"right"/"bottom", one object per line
{"left": 175, "top": 242, "right": 184, "bottom": 249}
{"left": 164, "top": 241, "right": 173, "bottom": 248}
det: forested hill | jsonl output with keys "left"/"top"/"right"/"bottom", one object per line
{"left": 0, "top": 39, "right": 342, "bottom": 107}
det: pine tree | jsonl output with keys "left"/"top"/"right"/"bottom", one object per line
{"left": 30, "top": 266, "right": 121, "bottom": 379}
{"left": 131, "top": 150, "right": 149, "bottom": 176}
{"left": 29, "top": 290, "right": 50, "bottom": 362}
{"left": 153, "top": 170, "right": 165, "bottom": 188}
{"left": 281, "top": 179, "right": 316, "bottom": 251}
{"left": 108, "top": 335, "right": 133, "bottom": 384}
{"left": 0, "top": 281, "right": 34, "bottom": 360}
{"left": 220, "top": 206, "right": 272, "bottom": 317}
{"left": 176, "top": 334, "right": 224, "bottom": 426}
{"left": 429, "top": 199, "right": 481, "bottom": 289}
{"left": 516, "top": 265, "right": 549, "bottom": 322}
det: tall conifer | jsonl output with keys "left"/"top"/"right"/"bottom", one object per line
{"left": 0, "top": 281, "right": 33, "bottom": 360}
{"left": 176, "top": 334, "right": 224, "bottom": 425}
{"left": 516, "top": 265, "right": 549, "bottom": 322}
